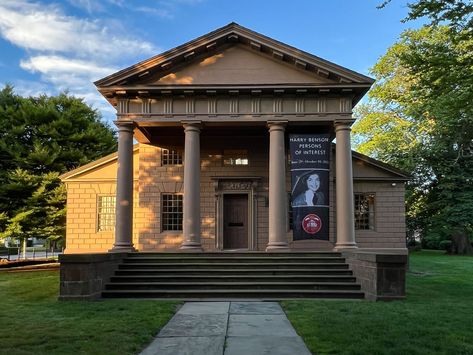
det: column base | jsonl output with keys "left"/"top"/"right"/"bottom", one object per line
{"left": 333, "top": 243, "right": 357, "bottom": 251}
{"left": 109, "top": 245, "right": 136, "bottom": 253}
{"left": 180, "top": 241, "right": 203, "bottom": 251}
{"left": 266, "top": 242, "right": 290, "bottom": 252}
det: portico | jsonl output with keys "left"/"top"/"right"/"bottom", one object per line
{"left": 100, "top": 23, "right": 369, "bottom": 253}
{"left": 59, "top": 23, "right": 409, "bottom": 301}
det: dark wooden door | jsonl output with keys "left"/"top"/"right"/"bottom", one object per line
{"left": 223, "top": 194, "right": 248, "bottom": 249}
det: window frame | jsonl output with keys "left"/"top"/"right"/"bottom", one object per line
{"left": 354, "top": 192, "right": 376, "bottom": 231}
{"left": 96, "top": 195, "right": 116, "bottom": 232}
{"left": 161, "top": 148, "right": 183, "bottom": 166}
{"left": 161, "top": 193, "right": 184, "bottom": 232}
{"left": 222, "top": 149, "right": 249, "bottom": 166}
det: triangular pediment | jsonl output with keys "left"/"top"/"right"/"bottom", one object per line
{"left": 95, "top": 23, "right": 373, "bottom": 89}
{"left": 152, "top": 45, "right": 336, "bottom": 86}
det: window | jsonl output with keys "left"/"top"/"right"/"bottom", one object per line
{"left": 223, "top": 149, "right": 249, "bottom": 166}
{"left": 354, "top": 193, "right": 375, "bottom": 230}
{"left": 97, "top": 196, "right": 116, "bottom": 232}
{"left": 162, "top": 194, "right": 183, "bottom": 231}
{"left": 161, "top": 149, "right": 182, "bottom": 165}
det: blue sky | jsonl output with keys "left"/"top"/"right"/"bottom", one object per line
{"left": 0, "top": 0, "right": 422, "bottom": 122}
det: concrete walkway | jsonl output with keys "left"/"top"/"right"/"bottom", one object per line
{"left": 140, "top": 301, "right": 311, "bottom": 355}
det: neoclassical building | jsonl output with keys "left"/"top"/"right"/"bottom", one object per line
{"left": 61, "top": 23, "right": 408, "bottom": 254}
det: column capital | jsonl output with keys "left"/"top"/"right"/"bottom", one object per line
{"left": 267, "top": 120, "right": 288, "bottom": 132}
{"left": 334, "top": 120, "right": 355, "bottom": 131}
{"left": 181, "top": 120, "right": 202, "bottom": 133}
{"left": 181, "top": 120, "right": 202, "bottom": 128}
{"left": 114, "top": 120, "right": 135, "bottom": 132}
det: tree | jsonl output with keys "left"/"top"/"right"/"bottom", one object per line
{"left": 354, "top": 1, "right": 473, "bottom": 254}
{"left": 0, "top": 86, "right": 117, "bottom": 252}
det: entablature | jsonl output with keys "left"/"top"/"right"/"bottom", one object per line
{"left": 113, "top": 89, "right": 355, "bottom": 123}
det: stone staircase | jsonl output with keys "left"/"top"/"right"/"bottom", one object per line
{"left": 102, "top": 252, "right": 364, "bottom": 299}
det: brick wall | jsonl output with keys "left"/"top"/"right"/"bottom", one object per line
{"left": 64, "top": 181, "right": 139, "bottom": 253}
{"left": 352, "top": 182, "right": 406, "bottom": 249}
{"left": 64, "top": 142, "right": 406, "bottom": 252}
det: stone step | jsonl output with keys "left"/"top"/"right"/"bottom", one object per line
{"left": 102, "top": 289, "right": 365, "bottom": 299}
{"left": 114, "top": 268, "right": 354, "bottom": 275}
{"left": 122, "top": 256, "right": 345, "bottom": 264}
{"left": 118, "top": 262, "right": 349, "bottom": 270}
{"left": 104, "top": 252, "right": 362, "bottom": 300}
{"left": 105, "top": 281, "right": 361, "bottom": 291}
{"left": 127, "top": 252, "right": 342, "bottom": 258}
{"left": 110, "top": 275, "right": 357, "bottom": 283}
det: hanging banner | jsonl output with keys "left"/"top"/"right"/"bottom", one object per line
{"left": 289, "top": 133, "right": 330, "bottom": 241}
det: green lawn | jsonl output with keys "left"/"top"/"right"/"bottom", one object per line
{"left": 1, "top": 251, "right": 471, "bottom": 355}
{"left": 282, "top": 250, "right": 473, "bottom": 355}
{"left": 0, "top": 269, "right": 180, "bottom": 355}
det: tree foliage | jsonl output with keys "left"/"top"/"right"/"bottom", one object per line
{"left": 0, "top": 86, "right": 117, "bottom": 247}
{"left": 354, "top": 1, "right": 473, "bottom": 254}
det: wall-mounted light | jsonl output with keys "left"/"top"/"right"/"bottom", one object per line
{"left": 392, "top": 183, "right": 397, "bottom": 187}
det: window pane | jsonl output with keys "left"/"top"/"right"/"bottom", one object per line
{"left": 354, "top": 193, "right": 375, "bottom": 230}
{"left": 97, "top": 196, "right": 116, "bottom": 232}
{"left": 161, "top": 149, "right": 182, "bottom": 166}
{"left": 162, "top": 194, "right": 183, "bottom": 231}
{"left": 223, "top": 149, "right": 249, "bottom": 166}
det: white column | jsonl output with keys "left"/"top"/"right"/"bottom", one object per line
{"left": 335, "top": 121, "right": 357, "bottom": 249}
{"left": 180, "top": 122, "right": 203, "bottom": 250}
{"left": 266, "top": 121, "right": 289, "bottom": 251}
{"left": 110, "top": 120, "right": 136, "bottom": 252}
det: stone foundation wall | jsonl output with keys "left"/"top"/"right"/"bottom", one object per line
{"left": 343, "top": 250, "right": 408, "bottom": 301}
{"left": 59, "top": 253, "right": 126, "bottom": 300}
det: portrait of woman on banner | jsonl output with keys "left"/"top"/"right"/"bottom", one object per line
{"left": 291, "top": 170, "right": 327, "bottom": 207}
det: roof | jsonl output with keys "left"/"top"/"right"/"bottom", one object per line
{"left": 95, "top": 22, "right": 374, "bottom": 104}
{"left": 350, "top": 149, "right": 410, "bottom": 180}
{"left": 59, "top": 145, "right": 139, "bottom": 181}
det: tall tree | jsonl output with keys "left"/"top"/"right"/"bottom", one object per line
{"left": 354, "top": 1, "right": 473, "bottom": 254}
{"left": 0, "top": 86, "right": 117, "bottom": 250}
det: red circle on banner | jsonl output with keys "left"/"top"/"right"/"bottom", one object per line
{"left": 302, "top": 214, "right": 322, "bottom": 234}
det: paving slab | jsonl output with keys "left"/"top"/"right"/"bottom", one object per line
{"left": 229, "top": 301, "right": 284, "bottom": 315}
{"left": 140, "top": 301, "right": 310, "bottom": 355}
{"left": 227, "top": 314, "right": 298, "bottom": 337}
{"left": 141, "top": 336, "right": 225, "bottom": 355}
{"left": 179, "top": 302, "right": 230, "bottom": 315}
{"left": 225, "top": 335, "right": 311, "bottom": 355}
{"left": 158, "top": 314, "right": 228, "bottom": 337}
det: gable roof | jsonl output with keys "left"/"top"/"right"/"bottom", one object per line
{"left": 350, "top": 149, "right": 410, "bottom": 180}
{"left": 59, "top": 145, "right": 139, "bottom": 181}
{"left": 95, "top": 23, "right": 374, "bottom": 103}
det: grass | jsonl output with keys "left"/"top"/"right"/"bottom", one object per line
{"left": 1, "top": 251, "right": 471, "bottom": 355}
{"left": 0, "top": 269, "right": 180, "bottom": 355}
{"left": 282, "top": 250, "right": 473, "bottom": 355}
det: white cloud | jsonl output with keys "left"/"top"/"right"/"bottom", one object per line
{"left": 5, "top": 79, "right": 53, "bottom": 98}
{"left": 19, "top": 55, "right": 118, "bottom": 121}
{"left": 0, "top": 1, "right": 157, "bottom": 60}
{"left": 135, "top": 6, "right": 173, "bottom": 18}
{"left": 67, "top": 0, "right": 105, "bottom": 13}
{"left": 0, "top": 0, "right": 162, "bottom": 122}
{"left": 20, "top": 55, "right": 116, "bottom": 81}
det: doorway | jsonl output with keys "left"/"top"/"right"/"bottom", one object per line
{"left": 223, "top": 194, "right": 249, "bottom": 249}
